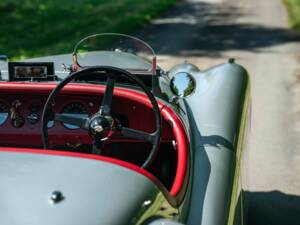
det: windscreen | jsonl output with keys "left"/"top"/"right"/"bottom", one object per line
{"left": 73, "top": 33, "right": 157, "bottom": 75}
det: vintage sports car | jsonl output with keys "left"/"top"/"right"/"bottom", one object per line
{"left": 0, "top": 33, "right": 250, "bottom": 225}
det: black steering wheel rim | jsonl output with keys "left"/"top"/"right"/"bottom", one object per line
{"left": 41, "top": 66, "right": 162, "bottom": 168}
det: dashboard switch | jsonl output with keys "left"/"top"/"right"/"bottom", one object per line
{"left": 27, "top": 113, "right": 39, "bottom": 124}
{"left": 10, "top": 100, "right": 25, "bottom": 128}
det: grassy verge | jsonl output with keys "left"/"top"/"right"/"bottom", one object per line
{"left": 284, "top": 0, "right": 300, "bottom": 31}
{"left": 0, "top": 0, "right": 178, "bottom": 59}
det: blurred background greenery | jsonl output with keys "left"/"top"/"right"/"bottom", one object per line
{"left": 0, "top": 0, "right": 177, "bottom": 59}
{"left": 285, "top": 0, "right": 300, "bottom": 31}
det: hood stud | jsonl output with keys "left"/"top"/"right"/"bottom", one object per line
{"left": 50, "top": 191, "right": 64, "bottom": 204}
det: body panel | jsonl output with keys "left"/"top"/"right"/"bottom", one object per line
{"left": 174, "top": 63, "right": 249, "bottom": 225}
{"left": 0, "top": 150, "right": 161, "bottom": 225}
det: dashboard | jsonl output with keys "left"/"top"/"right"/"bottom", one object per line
{"left": 0, "top": 93, "right": 99, "bottom": 147}
{"left": 0, "top": 99, "right": 91, "bottom": 129}
{"left": 0, "top": 83, "right": 175, "bottom": 149}
{"left": 0, "top": 94, "right": 100, "bottom": 127}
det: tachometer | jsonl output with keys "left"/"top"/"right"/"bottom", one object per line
{"left": 61, "top": 102, "right": 89, "bottom": 129}
{"left": 0, "top": 101, "right": 9, "bottom": 126}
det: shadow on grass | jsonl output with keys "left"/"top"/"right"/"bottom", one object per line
{"left": 244, "top": 191, "right": 300, "bottom": 225}
{"left": 135, "top": 0, "right": 300, "bottom": 57}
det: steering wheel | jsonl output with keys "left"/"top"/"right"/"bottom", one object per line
{"left": 41, "top": 66, "right": 162, "bottom": 169}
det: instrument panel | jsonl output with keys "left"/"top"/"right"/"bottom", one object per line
{"left": 0, "top": 95, "right": 97, "bottom": 130}
{"left": 0, "top": 91, "right": 173, "bottom": 148}
{"left": 0, "top": 94, "right": 100, "bottom": 148}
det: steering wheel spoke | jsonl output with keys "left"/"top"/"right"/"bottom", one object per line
{"left": 54, "top": 113, "right": 89, "bottom": 129}
{"left": 99, "top": 75, "right": 115, "bottom": 116}
{"left": 120, "top": 127, "right": 156, "bottom": 143}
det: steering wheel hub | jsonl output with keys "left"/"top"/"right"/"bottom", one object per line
{"left": 89, "top": 115, "right": 112, "bottom": 139}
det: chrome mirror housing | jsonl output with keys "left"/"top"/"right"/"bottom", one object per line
{"left": 170, "top": 72, "right": 196, "bottom": 97}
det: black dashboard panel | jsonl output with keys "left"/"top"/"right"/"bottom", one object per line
{"left": 74, "top": 72, "right": 154, "bottom": 87}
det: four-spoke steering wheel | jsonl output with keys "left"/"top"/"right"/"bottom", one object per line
{"left": 41, "top": 66, "right": 162, "bottom": 168}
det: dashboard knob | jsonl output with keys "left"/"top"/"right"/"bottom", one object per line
{"left": 11, "top": 116, "right": 24, "bottom": 128}
{"left": 27, "top": 113, "right": 39, "bottom": 124}
{"left": 10, "top": 100, "right": 24, "bottom": 128}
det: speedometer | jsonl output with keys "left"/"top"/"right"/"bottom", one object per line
{"left": 0, "top": 101, "right": 9, "bottom": 126}
{"left": 61, "top": 102, "right": 88, "bottom": 129}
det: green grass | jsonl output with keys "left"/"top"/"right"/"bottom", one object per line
{"left": 284, "top": 0, "right": 300, "bottom": 31}
{"left": 0, "top": 0, "right": 178, "bottom": 59}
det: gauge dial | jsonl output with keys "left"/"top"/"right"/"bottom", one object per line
{"left": 61, "top": 102, "right": 89, "bottom": 129}
{"left": 0, "top": 101, "right": 9, "bottom": 126}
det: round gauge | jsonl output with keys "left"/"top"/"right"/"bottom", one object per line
{"left": 0, "top": 101, "right": 9, "bottom": 126}
{"left": 61, "top": 102, "right": 88, "bottom": 129}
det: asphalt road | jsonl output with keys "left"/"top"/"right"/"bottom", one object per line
{"left": 135, "top": 0, "right": 300, "bottom": 224}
